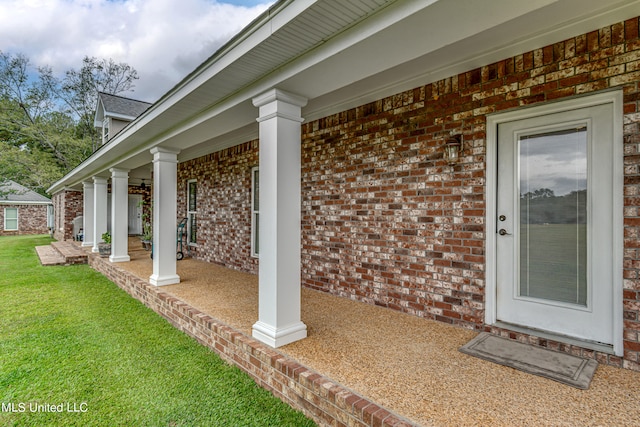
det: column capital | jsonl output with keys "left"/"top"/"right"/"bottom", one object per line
{"left": 92, "top": 176, "right": 108, "bottom": 185}
{"left": 253, "top": 88, "right": 307, "bottom": 123}
{"left": 82, "top": 181, "right": 94, "bottom": 189}
{"left": 150, "top": 147, "right": 180, "bottom": 163}
{"left": 109, "top": 168, "right": 130, "bottom": 178}
{"left": 252, "top": 88, "right": 308, "bottom": 108}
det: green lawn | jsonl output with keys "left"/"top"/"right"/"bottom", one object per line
{"left": 0, "top": 235, "right": 315, "bottom": 427}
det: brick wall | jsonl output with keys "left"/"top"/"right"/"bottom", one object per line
{"left": 177, "top": 141, "right": 259, "bottom": 273}
{"left": 299, "top": 17, "right": 640, "bottom": 369}
{"left": 52, "top": 190, "right": 83, "bottom": 241}
{"left": 0, "top": 204, "right": 50, "bottom": 236}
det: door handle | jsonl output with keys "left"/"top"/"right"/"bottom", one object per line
{"left": 498, "top": 229, "right": 511, "bottom": 236}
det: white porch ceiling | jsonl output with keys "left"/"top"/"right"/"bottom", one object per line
{"left": 50, "top": 0, "right": 640, "bottom": 192}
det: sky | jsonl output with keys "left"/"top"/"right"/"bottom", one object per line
{"left": 520, "top": 130, "right": 587, "bottom": 197}
{"left": 0, "top": 0, "right": 274, "bottom": 102}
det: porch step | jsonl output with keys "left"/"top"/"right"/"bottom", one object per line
{"left": 35, "top": 245, "right": 66, "bottom": 266}
{"left": 36, "top": 241, "right": 89, "bottom": 266}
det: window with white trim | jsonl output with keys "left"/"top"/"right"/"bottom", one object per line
{"left": 187, "top": 180, "right": 197, "bottom": 245}
{"left": 251, "top": 167, "right": 259, "bottom": 257}
{"left": 4, "top": 207, "right": 18, "bottom": 231}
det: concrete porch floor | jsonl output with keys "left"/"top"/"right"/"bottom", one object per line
{"left": 110, "top": 240, "right": 640, "bottom": 426}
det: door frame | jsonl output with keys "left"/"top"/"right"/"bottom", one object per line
{"left": 485, "top": 90, "right": 624, "bottom": 356}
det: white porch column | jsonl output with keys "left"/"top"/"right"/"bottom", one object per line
{"left": 251, "top": 88, "right": 308, "bottom": 347}
{"left": 92, "top": 177, "right": 108, "bottom": 253}
{"left": 149, "top": 147, "right": 180, "bottom": 286}
{"left": 82, "top": 181, "right": 94, "bottom": 247}
{"left": 109, "top": 168, "right": 130, "bottom": 263}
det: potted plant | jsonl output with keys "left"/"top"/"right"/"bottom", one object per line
{"left": 98, "top": 231, "right": 111, "bottom": 257}
{"left": 141, "top": 221, "right": 152, "bottom": 251}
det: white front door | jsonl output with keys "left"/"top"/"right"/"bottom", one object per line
{"left": 128, "top": 194, "right": 143, "bottom": 235}
{"left": 493, "top": 95, "right": 621, "bottom": 350}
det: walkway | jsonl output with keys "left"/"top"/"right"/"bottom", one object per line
{"left": 102, "top": 240, "right": 640, "bottom": 426}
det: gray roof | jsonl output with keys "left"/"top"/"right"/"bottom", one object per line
{"left": 97, "top": 92, "right": 151, "bottom": 119}
{"left": 0, "top": 180, "right": 51, "bottom": 204}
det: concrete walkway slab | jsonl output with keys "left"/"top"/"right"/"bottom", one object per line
{"left": 35, "top": 245, "right": 65, "bottom": 266}
{"left": 36, "top": 241, "right": 88, "bottom": 266}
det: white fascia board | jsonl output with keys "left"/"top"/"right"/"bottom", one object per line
{"left": 107, "top": 112, "right": 137, "bottom": 122}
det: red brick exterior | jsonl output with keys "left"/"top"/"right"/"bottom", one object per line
{"left": 52, "top": 190, "right": 83, "bottom": 241}
{"left": 177, "top": 141, "right": 259, "bottom": 274}
{"left": 0, "top": 204, "right": 50, "bottom": 236}
{"left": 174, "top": 17, "right": 640, "bottom": 370}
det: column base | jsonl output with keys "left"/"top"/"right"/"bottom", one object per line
{"left": 81, "top": 242, "right": 93, "bottom": 248}
{"left": 109, "top": 255, "right": 131, "bottom": 263}
{"left": 149, "top": 274, "right": 180, "bottom": 286}
{"left": 252, "top": 321, "right": 307, "bottom": 348}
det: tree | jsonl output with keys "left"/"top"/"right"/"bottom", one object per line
{"left": 58, "top": 56, "right": 139, "bottom": 146}
{"left": 0, "top": 52, "right": 139, "bottom": 195}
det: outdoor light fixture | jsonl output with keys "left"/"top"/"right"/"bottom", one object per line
{"left": 140, "top": 179, "right": 146, "bottom": 190}
{"left": 444, "top": 134, "right": 463, "bottom": 165}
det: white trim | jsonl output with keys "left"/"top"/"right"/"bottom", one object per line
{"left": 4, "top": 207, "right": 18, "bottom": 231}
{"left": 485, "top": 90, "right": 623, "bottom": 356}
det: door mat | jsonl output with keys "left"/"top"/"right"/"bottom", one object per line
{"left": 459, "top": 333, "right": 598, "bottom": 389}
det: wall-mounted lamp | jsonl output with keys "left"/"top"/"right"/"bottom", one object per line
{"left": 444, "top": 134, "right": 463, "bottom": 165}
{"left": 140, "top": 179, "right": 146, "bottom": 190}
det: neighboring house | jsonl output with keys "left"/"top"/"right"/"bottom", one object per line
{"left": 94, "top": 92, "right": 151, "bottom": 145}
{"left": 0, "top": 180, "right": 52, "bottom": 236}
{"left": 48, "top": 0, "right": 640, "bottom": 372}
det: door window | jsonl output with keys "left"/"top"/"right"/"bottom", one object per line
{"left": 519, "top": 128, "right": 588, "bottom": 305}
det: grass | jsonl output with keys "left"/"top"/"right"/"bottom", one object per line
{"left": 0, "top": 235, "right": 315, "bottom": 427}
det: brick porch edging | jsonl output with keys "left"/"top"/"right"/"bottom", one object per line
{"left": 87, "top": 253, "right": 418, "bottom": 427}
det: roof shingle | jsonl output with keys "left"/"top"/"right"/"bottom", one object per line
{"left": 0, "top": 180, "right": 52, "bottom": 203}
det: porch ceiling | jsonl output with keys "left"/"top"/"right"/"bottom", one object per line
{"left": 49, "top": 0, "right": 640, "bottom": 192}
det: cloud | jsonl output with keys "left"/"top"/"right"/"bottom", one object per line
{"left": 0, "top": 0, "right": 273, "bottom": 102}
